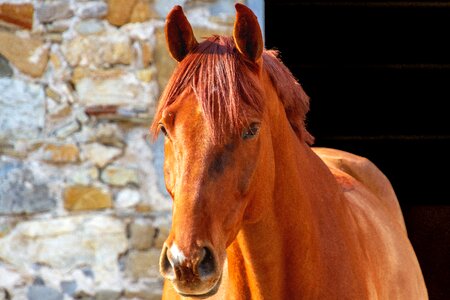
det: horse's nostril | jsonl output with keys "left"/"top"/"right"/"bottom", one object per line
{"left": 198, "top": 246, "right": 216, "bottom": 278}
{"left": 161, "top": 245, "right": 175, "bottom": 278}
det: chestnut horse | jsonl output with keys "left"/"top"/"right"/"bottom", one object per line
{"left": 152, "top": 4, "right": 428, "bottom": 299}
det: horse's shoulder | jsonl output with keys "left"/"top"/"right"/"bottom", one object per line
{"left": 312, "top": 147, "right": 406, "bottom": 231}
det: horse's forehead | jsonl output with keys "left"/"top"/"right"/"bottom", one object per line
{"left": 164, "top": 90, "right": 202, "bottom": 123}
{"left": 163, "top": 91, "right": 208, "bottom": 141}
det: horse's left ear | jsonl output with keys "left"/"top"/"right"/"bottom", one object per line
{"left": 165, "top": 5, "right": 198, "bottom": 62}
{"left": 233, "top": 3, "right": 263, "bottom": 62}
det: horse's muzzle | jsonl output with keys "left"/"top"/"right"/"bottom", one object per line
{"left": 160, "top": 243, "right": 222, "bottom": 296}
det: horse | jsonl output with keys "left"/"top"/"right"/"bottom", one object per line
{"left": 151, "top": 4, "right": 428, "bottom": 299}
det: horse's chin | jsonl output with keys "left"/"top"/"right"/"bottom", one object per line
{"left": 175, "top": 271, "right": 222, "bottom": 299}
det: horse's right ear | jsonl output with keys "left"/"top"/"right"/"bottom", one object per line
{"left": 165, "top": 5, "right": 198, "bottom": 62}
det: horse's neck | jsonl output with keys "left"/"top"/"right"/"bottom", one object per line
{"left": 226, "top": 125, "right": 345, "bottom": 298}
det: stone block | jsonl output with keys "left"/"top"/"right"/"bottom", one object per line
{"left": 116, "top": 189, "right": 140, "bottom": 209}
{"left": 0, "top": 215, "right": 127, "bottom": 288}
{"left": 72, "top": 167, "right": 99, "bottom": 185}
{"left": 0, "top": 78, "right": 45, "bottom": 140}
{"left": 125, "top": 249, "right": 160, "bottom": 280}
{"left": 129, "top": 0, "right": 152, "bottom": 23}
{"left": 129, "top": 220, "right": 156, "bottom": 250}
{"left": 81, "top": 143, "right": 123, "bottom": 168}
{"left": 0, "top": 3, "right": 34, "bottom": 30}
{"left": 101, "top": 165, "right": 139, "bottom": 187}
{"left": 74, "top": 19, "right": 105, "bottom": 36}
{"left": 106, "top": 0, "right": 138, "bottom": 26}
{"left": 36, "top": 2, "right": 73, "bottom": 23}
{"left": 0, "top": 159, "right": 56, "bottom": 215}
{"left": 62, "top": 29, "right": 132, "bottom": 67}
{"left": 64, "top": 185, "right": 113, "bottom": 211}
{"left": 27, "top": 285, "right": 63, "bottom": 300}
{"left": 124, "top": 280, "right": 163, "bottom": 300}
{"left": 77, "top": 2, "right": 108, "bottom": 19}
{"left": 0, "top": 31, "right": 49, "bottom": 77}
{"left": 41, "top": 144, "right": 80, "bottom": 164}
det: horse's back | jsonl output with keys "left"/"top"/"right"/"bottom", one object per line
{"left": 313, "top": 147, "right": 428, "bottom": 299}
{"left": 313, "top": 147, "right": 406, "bottom": 231}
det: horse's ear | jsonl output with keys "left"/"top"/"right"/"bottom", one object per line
{"left": 165, "top": 5, "right": 198, "bottom": 62}
{"left": 233, "top": 3, "right": 263, "bottom": 62}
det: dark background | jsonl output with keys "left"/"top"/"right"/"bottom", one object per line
{"left": 265, "top": 1, "right": 450, "bottom": 298}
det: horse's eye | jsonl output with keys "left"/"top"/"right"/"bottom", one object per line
{"left": 159, "top": 123, "right": 168, "bottom": 137}
{"left": 242, "top": 123, "right": 260, "bottom": 140}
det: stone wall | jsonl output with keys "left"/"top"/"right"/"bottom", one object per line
{"left": 0, "top": 0, "right": 260, "bottom": 299}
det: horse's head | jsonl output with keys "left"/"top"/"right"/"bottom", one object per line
{"left": 152, "top": 4, "right": 312, "bottom": 297}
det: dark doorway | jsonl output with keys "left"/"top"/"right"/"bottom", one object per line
{"left": 265, "top": 1, "right": 450, "bottom": 299}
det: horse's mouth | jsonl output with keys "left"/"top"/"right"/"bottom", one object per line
{"left": 177, "top": 272, "right": 222, "bottom": 298}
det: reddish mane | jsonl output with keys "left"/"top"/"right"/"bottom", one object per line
{"left": 151, "top": 35, "right": 313, "bottom": 144}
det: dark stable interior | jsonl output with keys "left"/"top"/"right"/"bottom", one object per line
{"left": 265, "top": 1, "right": 450, "bottom": 299}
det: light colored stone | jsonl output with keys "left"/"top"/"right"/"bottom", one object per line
{"left": 118, "top": 128, "right": 171, "bottom": 211}
{"left": 72, "top": 167, "right": 99, "bottom": 185}
{"left": 71, "top": 268, "right": 95, "bottom": 297}
{"left": 41, "top": 143, "right": 80, "bottom": 164}
{"left": 75, "top": 110, "right": 90, "bottom": 124}
{"left": 74, "top": 123, "right": 125, "bottom": 148}
{"left": 74, "top": 19, "right": 105, "bottom": 35}
{"left": 0, "top": 78, "right": 45, "bottom": 140}
{"left": 0, "top": 140, "right": 31, "bottom": 159}
{"left": 54, "top": 120, "right": 80, "bottom": 138}
{"left": 115, "top": 188, "right": 140, "bottom": 209}
{"left": 0, "top": 3, "right": 34, "bottom": 30}
{"left": 136, "top": 66, "right": 156, "bottom": 83}
{"left": 64, "top": 185, "right": 113, "bottom": 211}
{"left": 129, "top": 220, "right": 155, "bottom": 250}
{"left": 62, "top": 28, "right": 132, "bottom": 67}
{"left": 0, "top": 215, "right": 127, "bottom": 289}
{"left": 0, "top": 158, "right": 56, "bottom": 215}
{"left": 44, "top": 33, "right": 63, "bottom": 43}
{"left": 101, "top": 165, "right": 139, "bottom": 187}
{"left": 125, "top": 249, "right": 160, "bottom": 279}
{"left": 71, "top": 67, "right": 124, "bottom": 84}
{"left": 36, "top": 1, "right": 73, "bottom": 23}
{"left": 76, "top": 72, "right": 156, "bottom": 107}
{"left": 124, "top": 280, "right": 163, "bottom": 300}
{"left": 82, "top": 143, "right": 122, "bottom": 167}
{"left": 46, "top": 19, "right": 71, "bottom": 33}
{"left": 77, "top": 2, "right": 108, "bottom": 19}
{"left": 0, "top": 265, "right": 25, "bottom": 291}
{"left": 0, "top": 31, "right": 49, "bottom": 77}
{"left": 106, "top": 0, "right": 137, "bottom": 26}
{"left": 94, "top": 123, "right": 125, "bottom": 147}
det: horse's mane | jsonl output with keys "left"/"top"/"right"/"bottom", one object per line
{"left": 151, "top": 35, "right": 313, "bottom": 144}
